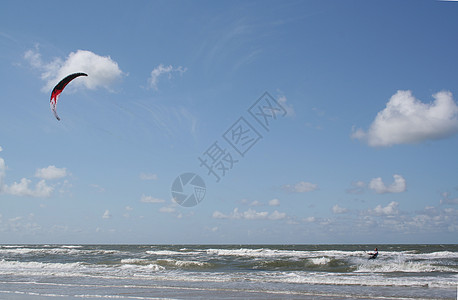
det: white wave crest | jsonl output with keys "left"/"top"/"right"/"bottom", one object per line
{"left": 120, "top": 258, "right": 150, "bottom": 264}
{"left": 145, "top": 250, "right": 184, "bottom": 256}
{"left": 356, "top": 261, "right": 456, "bottom": 273}
{"left": 120, "top": 263, "right": 165, "bottom": 272}
{"left": 0, "top": 259, "right": 83, "bottom": 272}
{"left": 157, "top": 259, "right": 211, "bottom": 268}
{"left": 0, "top": 247, "right": 119, "bottom": 256}
{"left": 308, "top": 257, "right": 331, "bottom": 265}
{"left": 206, "top": 248, "right": 304, "bottom": 258}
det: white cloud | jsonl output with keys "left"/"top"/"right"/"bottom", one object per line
{"left": 159, "top": 206, "right": 176, "bottom": 213}
{"left": 352, "top": 90, "right": 458, "bottom": 147}
{"left": 178, "top": 106, "right": 198, "bottom": 135}
{"left": 305, "top": 216, "right": 316, "bottom": 223}
{"left": 243, "top": 209, "right": 269, "bottom": 220}
{"left": 277, "top": 95, "right": 295, "bottom": 117}
{"left": 148, "top": 64, "right": 186, "bottom": 90}
{"left": 102, "top": 210, "right": 111, "bottom": 219}
{"left": 440, "top": 192, "right": 458, "bottom": 205}
{"left": 369, "top": 174, "right": 406, "bottom": 194}
{"left": 140, "top": 194, "right": 165, "bottom": 203}
{"left": 139, "top": 173, "right": 158, "bottom": 180}
{"left": 296, "top": 204, "right": 458, "bottom": 238}
{"left": 346, "top": 180, "right": 366, "bottom": 194}
{"left": 269, "top": 210, "right": 286, "bottom": 220}
{"left": 0, "top": 157, "right": 6, "bottom": 193}
{"left": 269, "top": 198, "right": 280, "bottom": 206}
{"left": 332, "top": 204, "right": 348, "bottom": 214}
{"left": 0, "top": 214, "right": 42, "bottom": 235}
{"left": 283, "top": 181, "right": 318, "bottom": 193}
{"left": 6, "top": 178, "right": 53, "bottom": 197}
{"left": 0, "top": 151, "right": 55, "bottom": 198}
{"left": 212, "top": 211, "right": 227, "bottom": 219}
{"left": 249, "top": 200, "right": 262, "bottom": 206}
{"left": 35, "top": 165, "right": 67, "bottom": 180}
{"left": 369, "top": 201, "right": 399, "bottom": 216}
{"left": 90, "top": 184, "right": 105, "bottom": 192}
{"left": 0, "top": 147, "right": 6, "bottom": 192}
{"left": 212, "top": 208, "right": 286, "bottom": 221}
{"left": 24, "top": 48, "right": 124, "bottom": 92}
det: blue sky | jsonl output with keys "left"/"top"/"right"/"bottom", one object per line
{"left": 1, "top": 0, "right": 458, "bottom": 244}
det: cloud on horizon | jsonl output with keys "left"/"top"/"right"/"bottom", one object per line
{"left": 368, "top": 201, "right": 399, "bottom": 216}
{"left": 332, "top": 204, "right": 348, "bottom": 214}
{"left": 140, "top": 194, "right": 165, "bottom": 203}
{"left": 213, "top": 208, "right": 287, "bottom": 221}
{"left": 283, "top": 181, "right": 318, "bottom": 193}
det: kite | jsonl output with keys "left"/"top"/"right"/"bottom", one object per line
{"left": 50, "top": 72, "right": 88, "bottom": 120}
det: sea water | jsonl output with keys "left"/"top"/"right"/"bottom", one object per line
{"left": 0, "top": 244, "right": 456, "bottom": 299}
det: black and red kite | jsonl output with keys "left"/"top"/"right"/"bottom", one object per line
{"left": 50, "top": 72, "right": 87, "bottom": 120}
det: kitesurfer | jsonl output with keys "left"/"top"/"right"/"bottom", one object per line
{"left": 368, "top": 247, "right": 378, "bottom": 259}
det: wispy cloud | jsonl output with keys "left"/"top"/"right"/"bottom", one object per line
{"left": 352, "top": 90, "right": 458, "bottom": 147}
{"left": 90, "top": 184, "right": 105, "bottom": 193}
{"left": 212, "top": 208, "right": 287, "bottom": 221}
{"left": 440, "top": 192, "right": 458, "bottom": 205}
{"left": 134, "top": 102, "right": 199, "bottom": 140}
{"left": 140, "top": 194, "right": 165, "bottom": 203}
{"left": 346, "top": 181, "right": 366, "bottom": 194}
{"left": 0, "top": 155, "right": 6, "bottom": 193}
{"left": 159, "top": 206, "right": 176, "bottom": 213}
{"left": 283, "top": 181, "right": 318, "bottom": 193}
{"left": 148, "top": 64, "right": 186, "bottom": 90}
{"left": 139, "top": 172, "right": 158, "bottom": 181}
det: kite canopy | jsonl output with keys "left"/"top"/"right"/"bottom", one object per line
{"left": 50, "top": 72, "right": 88, "bottom": 120}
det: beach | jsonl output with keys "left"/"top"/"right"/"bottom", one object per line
{"left": 0, "top": 244, "right": 456, "bottom": 299}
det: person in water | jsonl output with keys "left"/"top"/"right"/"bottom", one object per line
{"left": 368, "top": 247, "right": 378, "bottom": 259}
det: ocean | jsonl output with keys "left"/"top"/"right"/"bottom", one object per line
{"left": 0, "top": 244, "right": 456, "bottom": 299}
